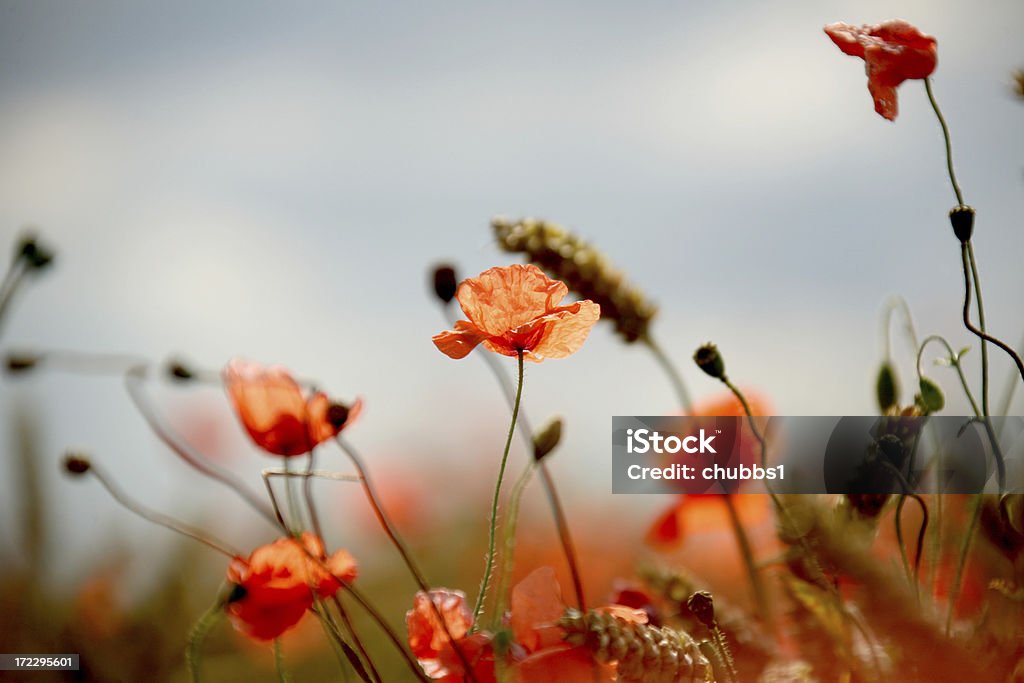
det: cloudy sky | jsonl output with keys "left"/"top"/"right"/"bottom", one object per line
{"left": 1, "top": 0, "right": 1022, "bottom": 583}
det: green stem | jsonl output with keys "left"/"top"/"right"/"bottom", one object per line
{"left": 916, "top": 335, "right": 981, "bottom": 418}
{"left": 492, "top": 459, "right": 538, "bottom": 630}
{"left": 186, "top": 602, "right": 223, "bottom": 683}
{"left": 473, "top": 350, "right": 524, "bottom": 624}
{"left": 946, "top": 494, "right": 982, "bottom": 635}
{"left": 967, "top": 245, "right": 991, "bottom": 418}
{"left": 722, "top": 493, "right": 769, "bottom": 621}
{"left": 273, "top": 639, "right": 292, "bottom": 683}
{"left": 924, "top": 78, "right": 964, "bottom": 206}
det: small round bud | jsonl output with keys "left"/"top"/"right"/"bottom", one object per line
{"left": 686, "top": 590, "right": 716, "bottom": 628}
{"left": 948, "top": 205, "right": 975, "bottom": 243}
{"left": 16, "top": 234, "right": 55, "bottom": 270}
{"left": 917, "top": 377, "right": 945, "bottom": 413}
{"left": 875, "top": 362, "right": 899, "bottom": 412}
{"left": 693, "top": 343, "right": 725, "bottom": 380}
{"left": 326, "top": 403, "right": 351, "bottom": 429}
{"left": 431, "top": 264, "right": 458, "bottom": 304}
{"left": 166, "top": 359, "right": 195, "bottom": 381}
{"left": 6, "top": 352, "right": 39, "bottom": 373}
{"left": 63, "top": 454, "right": 92, "bottom": 475}
{"left": 532, "top": 417, "right": 563, "bottom": 461}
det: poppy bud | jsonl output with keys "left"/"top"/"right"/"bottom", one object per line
{"left": 6, "top": 352, "right": 39, "bottom": 373}
{"left": 686, "top": 591, "right": 716, "bottom": 628}
{"left": 948, "top": 205, "right": 975, "bottom": 243}
{"left": 16, "top": 234, "right": 55, "bottom": 270}
{"left": 693, "top": 343, "right": 725, "bottom": 380}
{"left": 875, "top": 362, "right": 899, "bottom": 412}
{"left": 532, "top": 417, "right": 563, "bottom": 461}
{"left": 917, "top": 377, "right": 945, "bottom": 413}
{"left": 431, "top": 264, "right": 458, "bottom": 304}
{"left": 326, "top": 403, "right": 351, "bottom": 429}
{"left": 166, "top": 359, "right": 195, "bottom": 381}
{"left": 63, "top": 454, "right": 92, "bottom": 475}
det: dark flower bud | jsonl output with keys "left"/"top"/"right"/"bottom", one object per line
{"left": 6, "top": 352, "right": 39, "bottom": 373}
{"left": 693, "top": 343, "right": 725, "bottom": 380}
{"left": 948, "top": 205, "right": 975, "bottom": 243}
{"left": 532, "top": 417, "right": 563, "bottom": 461}
{"left": 17, "top": 234, "right": 55, "bottom": 270}
{"left": 63, "top": 454, "right": 92, "bottom": 475}
{"left": 875, "top": 362, "right": 899, "bottom": 412}
{"left": 166, "top": 359, "right": 195, "bottom": 381}
{"left": 326, "top": 403, "right": 352, "bottom": 429}
{"left": 431, "top": 264, "right": 459, "bottom": 304}
{"left": 686, "top": 590, "right": 716, "bottom": 628}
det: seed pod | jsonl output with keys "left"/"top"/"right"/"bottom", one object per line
{"left": 560, "top": 608, "right": 713, "bottom": 682}
{"left": 492, "top": 217, "right": 657, "bottom": 343}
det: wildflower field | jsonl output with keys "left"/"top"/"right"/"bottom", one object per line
{"left": 1, "top": 3, "right": 1023, "bottom": 682}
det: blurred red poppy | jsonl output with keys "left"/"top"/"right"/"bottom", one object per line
{"left": 824, "top": 19, "right": 937, "bottom": 121}
{"left": 433, "top": 264, "right": 600, "bottom": 362}
{"left": 225, "top": 533, "right": 358, "bottom": 641}
{"left": 406, "top": 589, "right": 495, "bottom": 682}
{"left": 646, "top": 390, "right": 772, "bottom": 548}
{"left": 224, "top": 358, "right": 362, "bottom": 457}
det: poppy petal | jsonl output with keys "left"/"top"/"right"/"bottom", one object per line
{"left": 522, "top": 300, "right": 601, "bottom": 362}
{"left": 456, "top": 264, "right": 568, "bottom": 337}
{"left": 510, "top": 566, "right": 565, "bottom": 653}
{"left": 433, "top": 321, "right": 490, "bottom": 360}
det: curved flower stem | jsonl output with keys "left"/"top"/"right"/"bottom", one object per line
{"left": 442, "top": 306, "right": 586, "bottom": 609}
{"left": 327, "top": 596, "right": 380, "bottom": 683}
{"left": 924, "top": 78, "right": 964, "bottom": 206}
{"left": 917, "top": 335, "right": 981, "bottom": 418}
{"left": 881, "top": 295, "right": 922, "bottom": 360}
{"left": 310, "top": 600, "right": 358, "bottom": 683}
{"left": 83, "top": 461, "right": 241, "bottom": 558}
{"left": 0, "top": 259, "right": 27, "bottom": 335}
{"left": 643, "top": 334, "right": 693, "bottom": 413}
{"left": 186, "top": 602, "right": 223, "bottom": 683}
{"left": 333, "top": 438, "right": 478, "bottom": 683}
{"left": 124, "top": 365, "right": 279, "bottom": 526}
{"left": 474, "top": 350, "right": 525, "bottom": 624}
{"left": 960, "top": 244, "right": 1024, "bottom": 387}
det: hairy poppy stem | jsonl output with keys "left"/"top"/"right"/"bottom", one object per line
{"left": 924, "top": 78, "right": 964, "bottom": 206}
{"left": 492, "top": 458, "right": 537, "bottom": 630}
{"left": 474, "top": 350, "right": 525, "bottom": 624}
{"left": 75, "top": 458, "right": 242, "bottom": 558}
{"left": 442, "top": 306, "right": 586, "bottom": 610}
{"left": 333, "top": 438, "right": 479, "bottom": 683}
{"left": 186, "top": 602, "right": 223, "bottom": 683}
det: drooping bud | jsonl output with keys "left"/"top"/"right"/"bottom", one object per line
{"left": 693, "top": 343, "right": 725, "bottom": 380}
{"left": 431, "top": 264, "right": 458, "bottom": 304}
{"left": 948, "top": 205, "right": 975, "bottom": 243}
{"left": 16, "top": 234, "right": 55, "bottom": 271}
{"left": 6, "top": 352, "right": 39, "bottom": 374}
{"left": 917, "top": 377, "right": 945, "bottom": 413}
{"left": 63, "top": 453, "right": 92, "bottom": 475}
{"left": 532, "top": 417, "right": 563, "bottom": 461}
{"left": 875, "top": 362, "right": 899, "bottom": 412}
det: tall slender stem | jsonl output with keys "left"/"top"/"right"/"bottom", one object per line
{"left": 644, "top": 335, "right": 693, "bottom": 413}
{"left": 924, "top": 78, "right": 964, "bottom": 206}
{"left": 474, "top": 350, "right": 524, "bottom": 623}
{"left": 493, "top": 459, "right": 537, "bottom": 630}
{"left": 335, "top": 437, "right": 478, "bottom": 682}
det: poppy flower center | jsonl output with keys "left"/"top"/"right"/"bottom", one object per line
{"left": 326, "top": 403, "right": 351, "bottom": 428}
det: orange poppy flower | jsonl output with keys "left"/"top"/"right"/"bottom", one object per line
{"left": 646, "top": 389, "right": 772, "bottom": 549}
{"left": 225, "top": 532, "right": 358, "bottom": 641}
{"left": 432, "top": 264, "right": 600, "bottom": 362}
{"left": 406, "top": 589, "right": 496, "bottom": 681}
{"left": 824, "top": 19, "right": 937, "bottom": 121}
{"left": 224, "top": 358, "right": 362, "bottom": 457}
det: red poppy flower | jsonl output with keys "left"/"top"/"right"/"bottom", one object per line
{"left": 646, "top": 390, "right": 772, "bottom": 549}
{"left": 225, "top": 533, "right": 358, "bottom": 641}
{"left": 224, "top": 358, "right": 362, "bottom": 457}
{"left": 406, "top": 589, "right": 496, "bottom": 682}
{"left": 432, "top": 264, "right": 600, "bottom": 362}
{"left": 824, "top": 19, "right": 937, "bottom": 121}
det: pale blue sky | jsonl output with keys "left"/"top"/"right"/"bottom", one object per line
{"left": 1, "top": 0, "right": 1022, "bottom": 583}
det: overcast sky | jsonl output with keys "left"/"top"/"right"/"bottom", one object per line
{"left": 1, "top": 0, "right": 1022, "bottom": 584}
